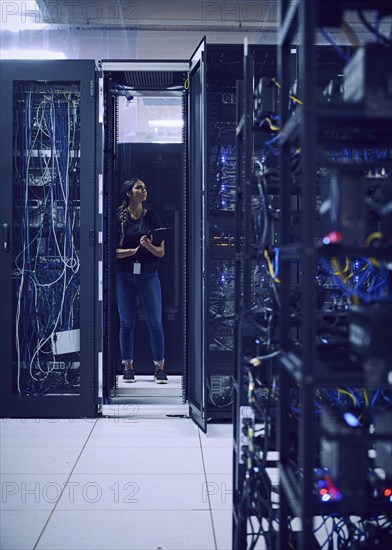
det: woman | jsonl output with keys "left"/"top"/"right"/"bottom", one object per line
{"left": 116, "top": 178, "right": 168, "bottom": 384}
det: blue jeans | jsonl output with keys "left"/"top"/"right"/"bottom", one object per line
{"left": 116, "top": 269, "right": 165, "bottom": 364}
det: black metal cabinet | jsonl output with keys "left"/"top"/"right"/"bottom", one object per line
{"left": 187, "top": 40, "right": 252, "bottom": 430}
{"left": 187, "top": 40, "right": 280, "bottom": 430}
{"left": 277, "top": 2, "right": 392, "bottom": 549}
{"left": 187, "top": 39, "right": 208, "bottom": 431}
{"left": 0, "top": 60, "right": 98, "bottom": 418}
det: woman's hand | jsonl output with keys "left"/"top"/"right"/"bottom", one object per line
{"left": 140, "top": 234, "right": 152, "bottom": 248}
{"left": 140, "top": 234, "right": 165, "bottom": 258}
{"left": 116, "top": 246, "right": 140, "bottom": 258}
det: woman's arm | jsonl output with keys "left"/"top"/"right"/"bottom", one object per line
{"left": 140, "top": 235, "right": 165, "bottom": 258}
{"left": 116, "top": 246, "right": 140, "bottom": 259}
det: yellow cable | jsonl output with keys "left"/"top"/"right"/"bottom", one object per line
{"left": 264, "top": 250, "right": 280, "bottom": 283}
{"left": 363, "top": 389, "right": 369, "bottom": 408}
{"left": 338, "top": 388, "right": 357, "bottom": 407}
{"left": 289, "top": 94, "right": 304, "bottom": 105}
{"left": 184, "top": 77, "right": 189, "bottom": 90}
{"left": 331, "top": 258, "right": 357, "bottom": 303}
{"left": 368, "top": 257, "right": 380, "bottom": 268}
{"left": 331, "top": 258, "right": 355, "bottom": 285}
{"left": 264, "top": 117, "right": 280, "bottom": 131}
{"left": 271, "top": 78, "right": 303, "bottom": 104}
{"left": 365, "top": 232, "right": 382, "bottom": 247}
{"left": 331, "top": 258, "right": 349, "bottom": 283}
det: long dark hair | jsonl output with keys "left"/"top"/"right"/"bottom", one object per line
{"left": 118, "top": 178, "right": 139, "bottom": 246}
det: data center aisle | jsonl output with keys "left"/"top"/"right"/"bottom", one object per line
{"left": 0, "top": 409, "right": 235, "bottom": 550}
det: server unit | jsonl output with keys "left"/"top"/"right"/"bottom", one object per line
{"left": 187, "top": 40, "right": 279, "bottom": 430}
{"left": 0, "top": 61, "right": 97, "bottom": 417}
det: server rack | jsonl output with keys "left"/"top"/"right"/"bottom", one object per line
{"left": 233, "top": 43, "right": 292, "bottom": 549}
{"left": 0, "top": 60, "right": 99, "bottom": 418}
{"left": 277, "top": 2, "right": 392, "bottom": 549}
{"left": 187, "top": 40, "right": 279, "bottom": 430}
{"left": 233, "top": 2, "right": 392, "bottom": 546}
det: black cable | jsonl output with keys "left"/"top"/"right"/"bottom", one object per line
{"left": 358, "top": 10, "right": 392, "bottom": 45}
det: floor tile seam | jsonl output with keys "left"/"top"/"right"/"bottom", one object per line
{"left": 69, "top": 471, "right": 207, "bottom": 475}
{"left": 81, "top": 444, "right": 204, "bottom": 447}
{"left": 97, "top": 422, "right": 196, "bottom": 430}
{"left": 1, "top": 472, "right": 207, "bottom": 476}
{"left": 199, "top": 443, "right": 233, "bottom": 447}
{"left": 202, "top": 472, "right": 233, "bottom": 475}
{"left": 198, "top": 428, "right": 218, "bottom": 550}
{"left": 39, "top": 507, "right": 213, "bottom": 512}
{"left": 0, "top": 471, "right": 79, "bottom": 475}
{"left": 97, "top": 419, "right": 190, "bottom": 421}
{"left": 31, "top": 418, "right": 99, "bottom": 550}
{"left": 0, "top": 445, "right": 96, "bottom": 448}
{"left": 64, "top": 472, "right": 208, "bottom": 476}
{"left": 0, "top": 508, "right": 56, "bottom": 514}
{"left": 77, "top": 424, "right": 197, "bottom": 428}
{"left": 83, "top": 445, "right": 203, "bottom": 448}
{"left": 84, "top": 437, "right": 204, "bottom": 449}
{"left": 2, "top": 507, "right": 214, "bottom": 514}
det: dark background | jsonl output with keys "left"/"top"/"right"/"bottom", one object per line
{"left": 115, "top": 142, "right": 184, "bottom": 374}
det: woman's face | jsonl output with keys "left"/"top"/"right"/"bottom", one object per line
{"left": 129, "top": 180, "right": 147, "bottom": 202}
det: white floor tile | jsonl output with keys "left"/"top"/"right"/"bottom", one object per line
{"left": 202, "top": 447, "right": 233, "bottom": 474}
{"left": 0, "top": 414, "right": 241, "bottom": 549}
{"left": 199, "top": 424, "right": 233, "bottom": 447}
{"left": 0, "top": 418, "right": 96, "bottom": 447}
{"left": 87, "top": 418, "right": 200, "bottom": 447}
{"left": 55, "top": 473, "right": 209, "bottom": 511}
{"left": 73, "top": 445, "right": 205, "bottom": 475}
{"left": 1, "top": 446, "right": 82, "bottom": 475}
{"left": 0, "top": 474, "right": 70, "bottom": 511}
{"left": 0, "top": 510, "right": 51, "bottom": 550}
{"left": 36, "top": 510, "right": 216, "bottom": 550}
{"left": 211, "top": 509, "right": 232, "bottom": 550}
{"left": 203, "top": 474, "right": 233, "bottom": 510}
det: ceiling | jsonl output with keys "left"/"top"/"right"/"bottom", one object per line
{"left": 12, "top": 1, "right": 386, "bottom": 44}
{"left": 2, "top": 1, "right": 391, "bottom": 58}
{"left": 35, "top": 0, "right": 277, "bottom": 31}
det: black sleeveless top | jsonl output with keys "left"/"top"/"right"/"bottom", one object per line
{"left": 116, "top": 209, "right": 164, "bottom": 272}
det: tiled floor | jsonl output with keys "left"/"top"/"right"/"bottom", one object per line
{"left": 0, "top": 402, "right": 234, "bottom": 550}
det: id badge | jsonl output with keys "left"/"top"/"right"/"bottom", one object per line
{"left": 133, "top": 261, "right": 141, "bottom": 275}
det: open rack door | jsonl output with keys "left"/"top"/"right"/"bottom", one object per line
{"left": 187, "top": 38, "right": 208, "bottom": 432}
{"left": 0, "top": 60, "right": 98, "bottom": 418}
{"left": 99, "top": 60, "right": 189, "bottom": 406}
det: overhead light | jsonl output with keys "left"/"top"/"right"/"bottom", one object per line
{"left": 1, "top": 1, "right": 47, "bottom": 32}
{"left": 148, "top": 120, "right": 183, "bottom": 128}
{"left": 1, "top": 49, "right": 66, "bottom": 59}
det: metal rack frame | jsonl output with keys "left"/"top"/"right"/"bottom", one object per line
{"left": 278, "top": 1, "right": 392, "bottom": 548}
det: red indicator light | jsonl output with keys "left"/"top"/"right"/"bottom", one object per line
{"left": 384, "top": 489, "right": 392, "bottom": 497}
{"left": 320, "top": 488, "right": 328, "bottom": 496}
{"left": 323, "top": 231, "right": 342, "bottom": 244}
